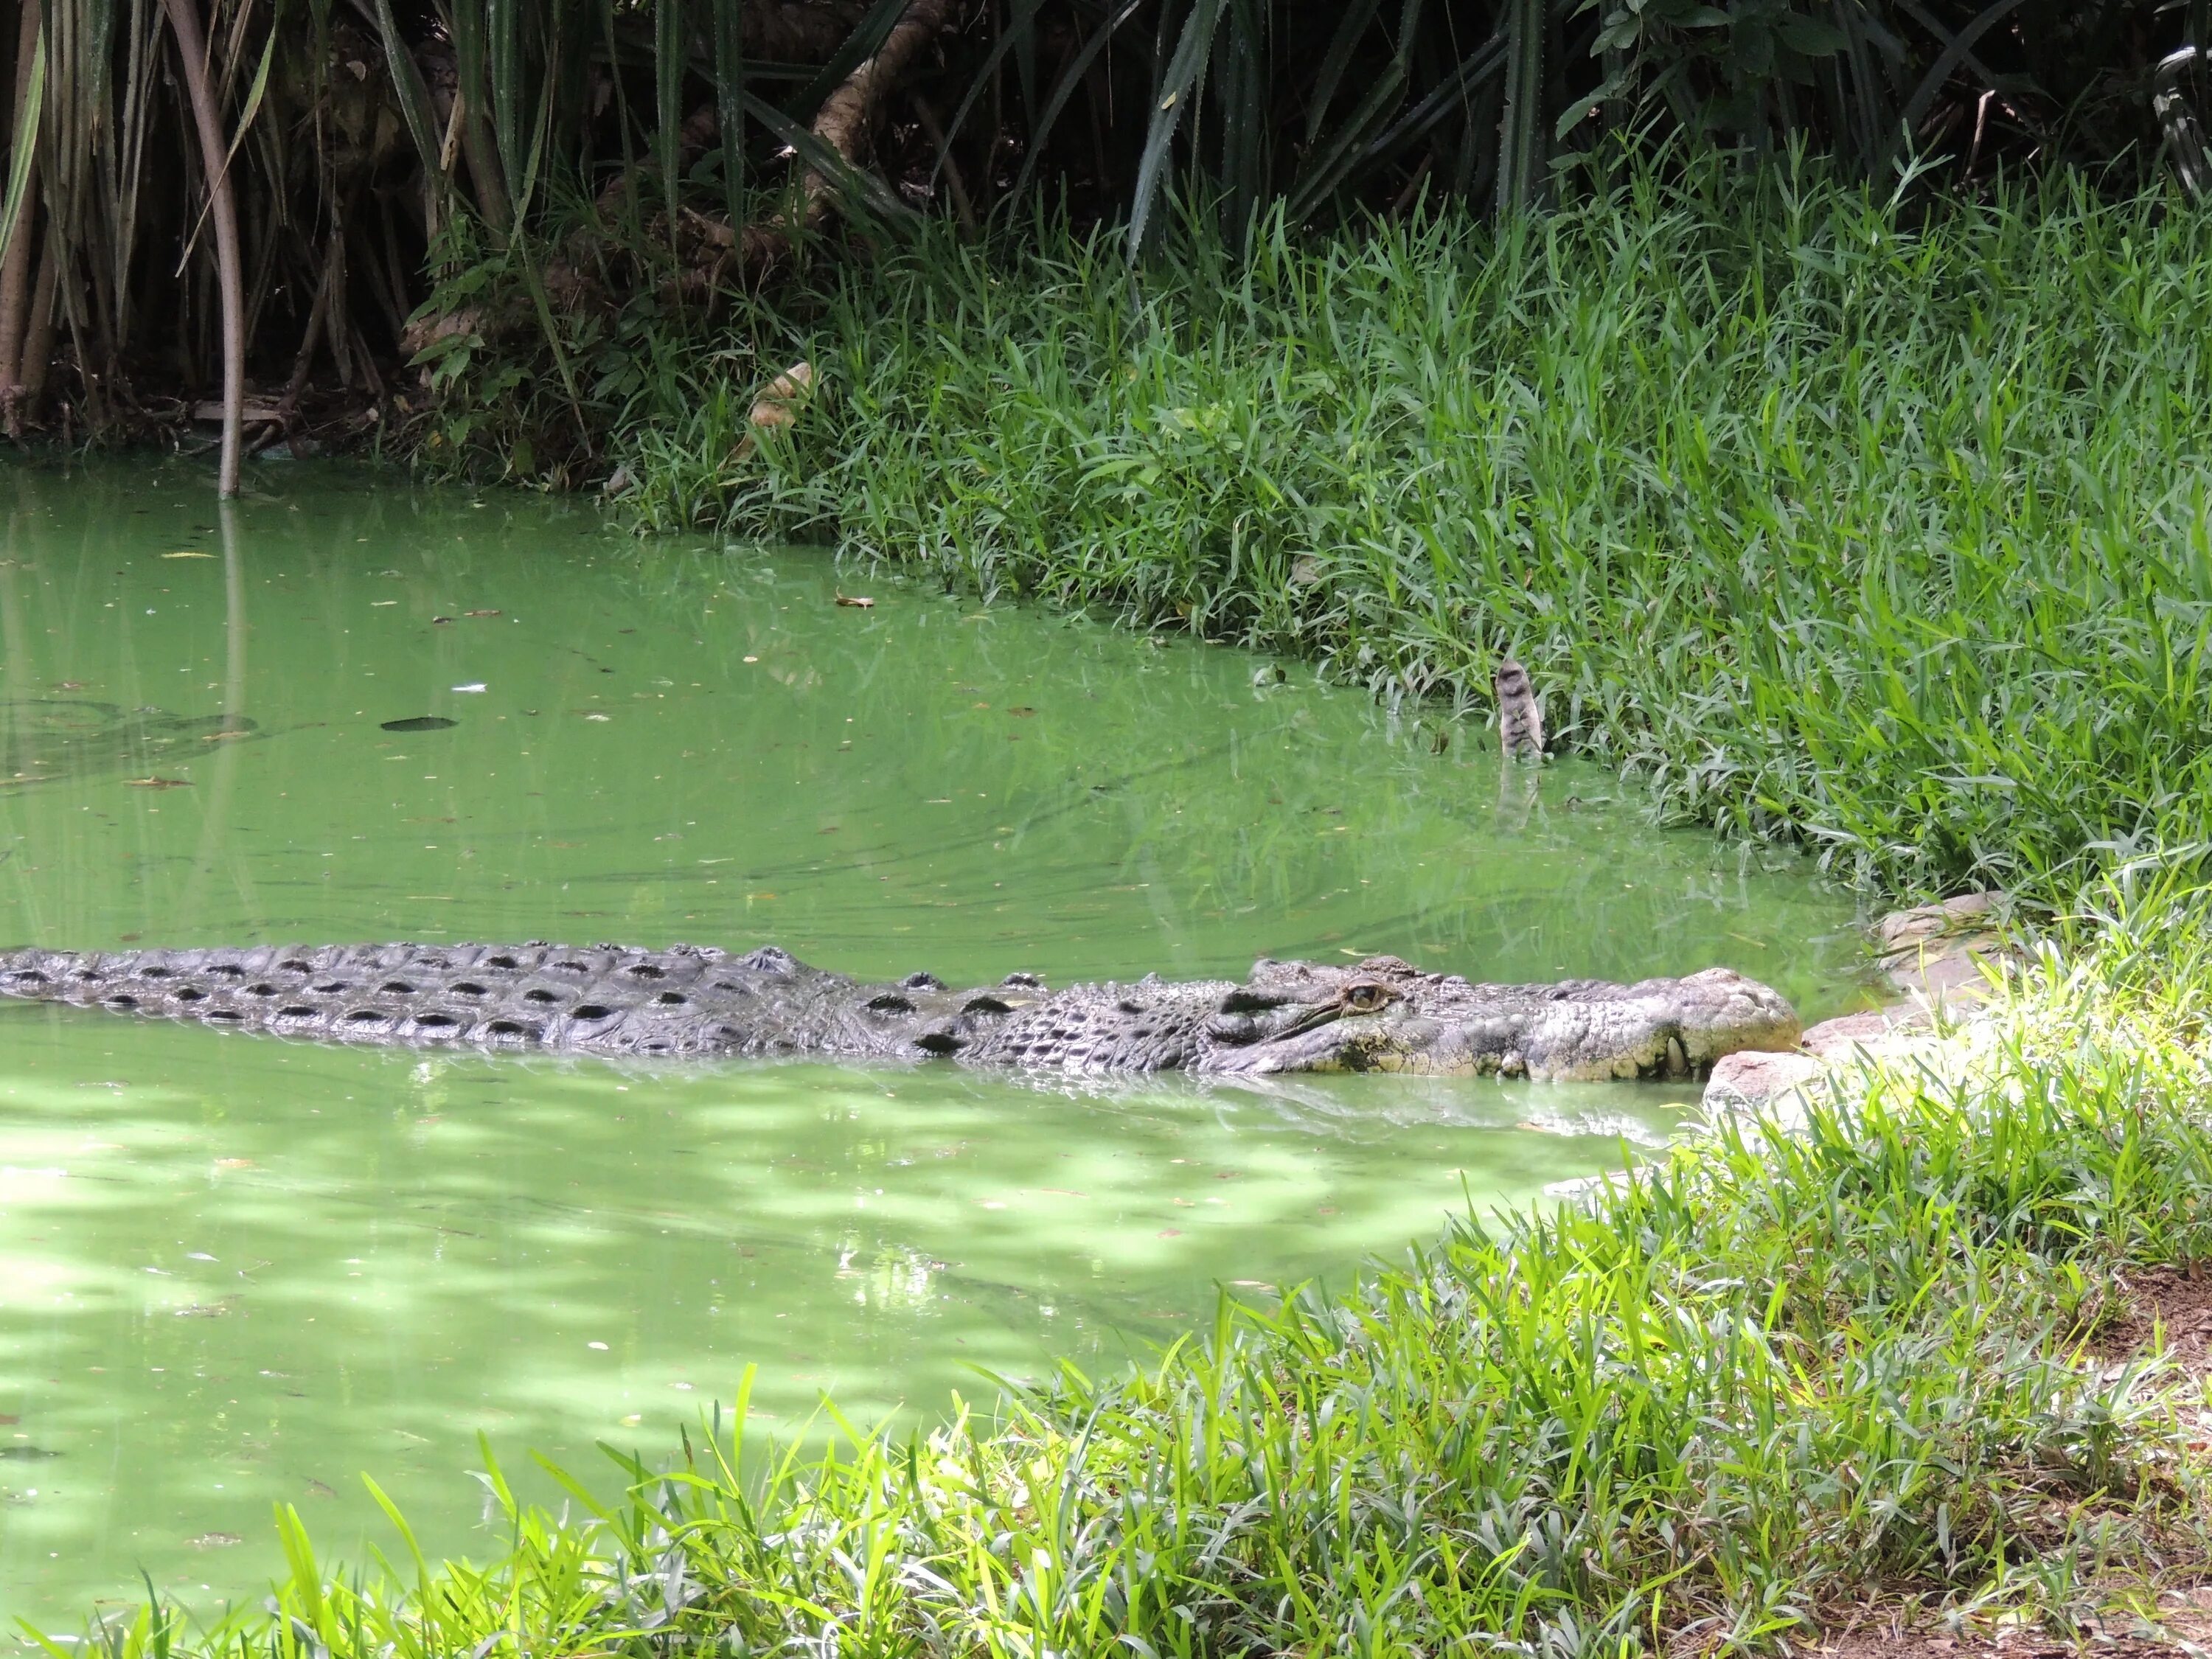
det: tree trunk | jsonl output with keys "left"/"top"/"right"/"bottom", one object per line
{"left": 799, "top": 0, "right": 954, "bottom": 231}
{"left": 18, "top": 223, "right": 55, "bottom": 416}
{"left": 161, "top": 0, "right": 244, "bottom": 497}
{"left": 0, "top": 0, "right": 44, "bottom": 437}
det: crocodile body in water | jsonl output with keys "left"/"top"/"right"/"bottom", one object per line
{"left": 0, "top": 941, "right": 1801, "bottom": 1080}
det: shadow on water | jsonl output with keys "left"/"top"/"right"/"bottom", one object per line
{"left": 0, "top": 457, "right": 1870, "bottom": 1629}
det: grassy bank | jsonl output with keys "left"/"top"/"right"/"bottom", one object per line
{"left": 528, "top": 166, "right": 2212, "bottom": 903}
{"left": 52, "top": 875, "right": 2212, "bottom": 1655}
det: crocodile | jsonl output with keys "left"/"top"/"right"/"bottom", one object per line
{"left": 0, "top": 941, "right": 1801, "bottom": 1080}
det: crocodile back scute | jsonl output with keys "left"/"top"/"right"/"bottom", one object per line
{"left": 0, "top": 941, "right": 869, "bottom": 1058}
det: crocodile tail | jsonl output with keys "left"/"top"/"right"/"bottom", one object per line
{"left": 0, "top": 944, "right": 410, "bottom": 1034}
{"left": 0, "top": 940, "right": 769, "bottom": 1056}
{"left": 0, "top": 947, "right": 97, "bottom": 1004}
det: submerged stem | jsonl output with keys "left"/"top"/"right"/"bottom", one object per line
{"left": 160, "top": 0, "right": 242, "bottom": 497}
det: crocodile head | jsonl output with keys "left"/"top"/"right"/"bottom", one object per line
{"left": 1197, "top": 955, "right": 1801, "bottom": 1080}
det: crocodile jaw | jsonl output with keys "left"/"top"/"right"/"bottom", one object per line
{"left": 1203, "top": 967, "right": 1804, "bottom": 1079}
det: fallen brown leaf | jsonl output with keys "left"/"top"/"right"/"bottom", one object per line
{"left": 835, "top": 593, "right": 874, "bottom": 608}
{"left": 126, "top": 778, "right": 192, "bottom": 790}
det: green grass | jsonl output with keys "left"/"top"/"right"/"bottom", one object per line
{"left": 519, "top": 162, "right": 2212, "bottom": 903}
{"left": 42, "top": 872, "right": 2212, "bottom": 1657}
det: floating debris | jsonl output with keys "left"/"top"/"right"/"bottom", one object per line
{"left": 380, "top": 716, "right": 457, "bottom": 733}
{"left": 465, "top": 608, "right": 502, "bottom": 618}
{"left": 126, "top": 777, "right": 192, "bottom": 789}
{"left": 835, "top": 593, "right": 874, "bottom": 608}
{"left": 160, "top": 550, "right": 216, "bottom": 560}
{"left": 0, "top": 1446, "right": 60, "bottom": 1460}
{"left": 188, "top": 1532, "right": 243, "bottom": 1550}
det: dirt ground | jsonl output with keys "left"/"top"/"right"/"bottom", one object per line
{"left": 1806, "top": 1264, "right": 2212, "bottom": 1658}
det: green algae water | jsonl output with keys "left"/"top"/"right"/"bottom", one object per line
{"left": 0, "top": 459, "right": 1865, "bottom": 1630}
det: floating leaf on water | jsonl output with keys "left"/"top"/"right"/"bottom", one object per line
{"left": 52, "top": 681, "right": 85, "bottom": 691}
{"left": 126, "top": 777, "right": 192, "bottom": 789}
{"left": 0, "top": 1446, "right": 60, "bottom": 1459}
{"left": 1006, "top": 706, "right": 1037, "bottom": 717}
{"left": 159, "top": 550, "right": 215, "bottom": 560}
{"left": 465, "top": 609, "right": 501, "bottom": 617}
{"left": 431, "top": 616, "right": 453, "bottom": 625}
{"left": 451, "top": 683, "right": 487, "bottom": 693}
{"left": 835, "top": 593, "right": 874, "bottom": 608}
{"left": 380, "top": 717, "right": 457, "bottom": 733}
{"left": 188, "top": 1533, "right": 243, "bottom": 1549}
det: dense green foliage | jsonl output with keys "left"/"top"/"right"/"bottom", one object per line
{"left": 526, "top": 167, "right": 2212, "bottom": 902}
{"left": 51, "top": 873, "right": 2212, "bottom": 1655}
{"left": 0, "top": 0, "right": 2188, "bottom": 441}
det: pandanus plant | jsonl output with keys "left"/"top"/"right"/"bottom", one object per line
{"left": 0, "top": 0, "right": 2183, "bottom": 497}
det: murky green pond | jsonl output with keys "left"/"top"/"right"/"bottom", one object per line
{"left": 0, "top": 460, "right": 1865, "bottom": 1629}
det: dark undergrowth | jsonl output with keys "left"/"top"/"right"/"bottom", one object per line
{"left": 42, "top": 872, "right": 2212, "bottom": 1655}
{"left": 473, "top": 161, "right": 2212, "bottom": 905}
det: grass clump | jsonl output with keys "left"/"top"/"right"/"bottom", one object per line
{"left": 58, "top": 877, "right": 2212, "bottom": 1657}
{"left": 574, "top": 163, "right": 2212, "bottom": 902}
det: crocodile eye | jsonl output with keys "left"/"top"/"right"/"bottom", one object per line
{"left": 1342, "top": 979, "right": 1397, "bottom": 1015}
